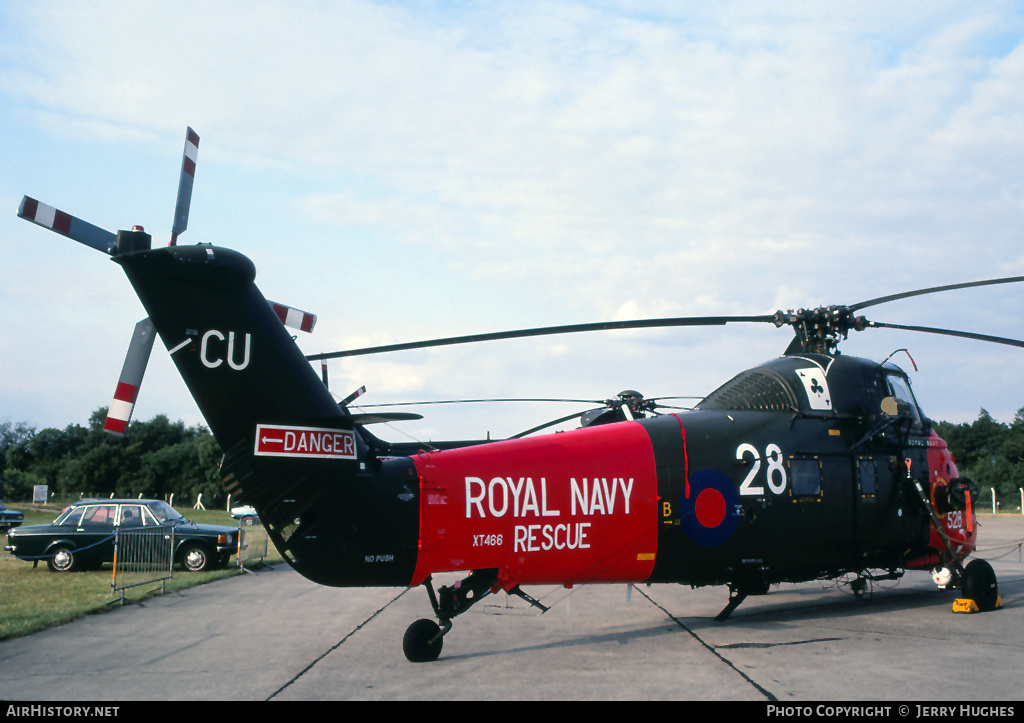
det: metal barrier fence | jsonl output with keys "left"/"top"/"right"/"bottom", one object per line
{"left": 109, "top": 517, "right": 270, "bottom": 603}
{"left": 110, "top": 525, "right": 174, "bottom": 604}
{"left": 237, "top": 516, "right": 269, "bottom": 571}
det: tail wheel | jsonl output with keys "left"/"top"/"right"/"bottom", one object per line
{"left": 47, "top": 545, "right": 76, "bottom": 572}
{"left": 403, "top": 619, "right": 443, "bottom": 663}
{"left": 961, "top": 559, "right": 998, "bottom": 611}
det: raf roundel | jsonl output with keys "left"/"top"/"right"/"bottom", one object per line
{"left": 679, "top": 469, "right": 741, "bottom": 548}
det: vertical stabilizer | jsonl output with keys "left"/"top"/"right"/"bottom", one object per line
{"left": 115, "top": 243, "right": 340, "bottom": 448}
{"left": 114, "top": 242, "right": 421, "bottom": 586}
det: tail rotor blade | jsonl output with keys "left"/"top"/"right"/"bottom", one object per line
{"left": 268, "top": 301, "right": 317, "bottom": 333}
{"left": 18, "top": 196, "right": 117, "bottom": 254}
{"left": 170, "top": 127, "right": 200, "bottom": 245}
{"left": 342, "top": 385, "right": 367, "bottom": 406}
{"left": 103, "top": 318, "right": 157, "bottom": 436}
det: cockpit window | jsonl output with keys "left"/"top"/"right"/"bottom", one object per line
{"left": 886, "top": 373, "right": 922, "bottom": 427}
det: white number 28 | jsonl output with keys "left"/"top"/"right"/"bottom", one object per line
{"left": 737, "top": 443, "right": 787, "bottom": 496}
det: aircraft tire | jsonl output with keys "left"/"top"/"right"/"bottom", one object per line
{"left": 961, "top": 559, "right": 998, "bottom": 611}
{"left": 403, "top": 618, "right": 443, "bottom": 663}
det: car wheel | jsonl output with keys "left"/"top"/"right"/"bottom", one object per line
{"left": 48, "top": 545, "right": 76, "bottom": 573}
{"left": 180, "top": 543, "right": 211, "bottom": 572}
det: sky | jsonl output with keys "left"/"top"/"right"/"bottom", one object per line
{"left": 2, "top": 1, "right": 1023, "bottom": 445}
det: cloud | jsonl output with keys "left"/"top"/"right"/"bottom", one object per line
{"left": 2, "top": 1, "right": 1023, "bottom": 433}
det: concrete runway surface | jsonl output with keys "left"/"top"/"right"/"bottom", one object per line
{"left": 1, "top": 516, "right": 1021, "bottom": 702}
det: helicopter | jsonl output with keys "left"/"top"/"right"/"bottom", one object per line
{"left": 16, "top": 128, "right": 1018, "bottom": 663}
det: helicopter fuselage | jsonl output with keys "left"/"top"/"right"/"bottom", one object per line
{"left": 390, "top": 358, "right": 973, "bottom": 594}
{"left": 103, "top": 241, "right": 977, "bottom": 602}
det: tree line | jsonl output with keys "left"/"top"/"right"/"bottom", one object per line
{"left": 2, "top": 406, "right": 1023, "bottom": 511}
{"left": 1, "top": 409, "right": 223, "bottom": 507}
{"left": 933, "top": 408, "right": 1024, "bottom": 511}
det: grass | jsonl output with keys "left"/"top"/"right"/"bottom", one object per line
{"left": 0, "top": 502, "right": 283, "bottom": 641}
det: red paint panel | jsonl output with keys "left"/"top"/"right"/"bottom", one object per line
{"left": 926, "top": 430, "right": 976, "bottom": 559}
{"left": 410, "top": 422, "right": 660, "bottom": 589}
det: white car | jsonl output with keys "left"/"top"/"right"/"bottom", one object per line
{"left": 230, "top": 505, "right": 258, "bottom": 520}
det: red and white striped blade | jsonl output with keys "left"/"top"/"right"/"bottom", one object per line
{"left": 341, "top": 385, "right": 366, "bottom": 406}
{"left": 170, "top": 127, "right": 200, "bottom": 245}
{"left": 18, "top": 196, "right": 117, "bottom": 254}
{"left": 103, "top": 318, "right": 157, "bottom": 436}
{"left": 268, "top": 301, "right": 317, "bottom": 333}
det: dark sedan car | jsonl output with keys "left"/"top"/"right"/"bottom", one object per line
{"left": 4, "top": 498, "right": 238, "bottom": 572}
{"left": 0, "top": 502, "right": 23, "bottom": 532}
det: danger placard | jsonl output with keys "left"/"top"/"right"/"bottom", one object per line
{"left": 254, "top": 424, "right": 357, "bottom": 459}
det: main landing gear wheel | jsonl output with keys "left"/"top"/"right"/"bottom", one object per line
{"left": 403, "top": 618, "right": 445, "bottom": 663}
{"left": 961, "top": 559, "right": 999, "bottom": 612}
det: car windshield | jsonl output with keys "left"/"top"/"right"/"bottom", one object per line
{"left": 54, "top": 505, "right": 81, "bottom": 526}
{"left": 145, "top": 500, "right": 186, "bottom": 523}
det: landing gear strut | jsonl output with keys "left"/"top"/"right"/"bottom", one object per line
{"left": 905, "top": 468, "right": 1000, "bottom": 611}
{"left": 715, "top": 586, "right": 748, "bottom": 622}
{"left": 403, "top": 569, "right": 548, "bottom": 662}
{"left": 715, "top": 579, "right": 769, "bottom": 621}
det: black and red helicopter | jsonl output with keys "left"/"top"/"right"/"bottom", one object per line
{"left": 17, "top": 128, "right": 1017, "bottom": 663}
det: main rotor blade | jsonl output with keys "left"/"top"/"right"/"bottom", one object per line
{"left": 850, "top": 276, "right": 1024, "bottom": 312}
{"left": 353, "top": 397, "right": 604, "bottom": 408}
{"left": 307, "top": 314, "right": 776, "bottom": 360}
{"left": 170, "top": 127, "right": 200, "bottom": 245}
{"left": 865, "top": 320, "right": 1024, "bottom": 348}
{"left": 346, "top": 412, "right": 424, "bottom": 425}
{"left": 509, "top": 411, "right": 590, "bottom": 439}
{"left": 18, "top": 196, "right": 117, "bottom": 254}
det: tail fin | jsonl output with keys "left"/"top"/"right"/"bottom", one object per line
{"left": 114, "top": 238, "right": 420, "bottom": 587}
{"left": 18, "top": 127, "right": 420, "bottom": 588}
{"left": 116, "top": 241, "right": 341, "bottom": 447}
